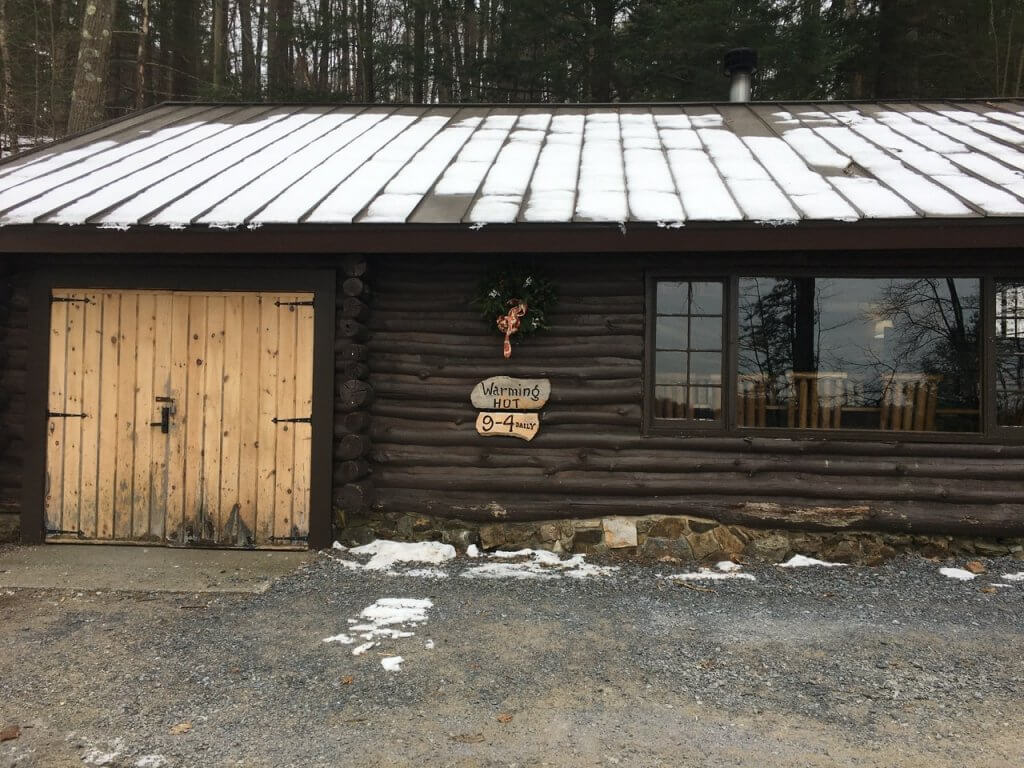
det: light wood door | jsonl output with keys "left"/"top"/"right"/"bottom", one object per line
{"left": 44, "top": 289, "right": 314, "bottom": 548}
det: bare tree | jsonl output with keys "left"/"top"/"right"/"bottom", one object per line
{"left": 135, "top": 0, "right": 150, "bottom": 109}
{"left": 67, "top": 0, "right": 117, "bottom": 133}
{"left": 0, "top": 0, "right": 15, "bottom": 154}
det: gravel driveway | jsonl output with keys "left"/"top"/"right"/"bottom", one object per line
{"left": 1, "top": 548, "right": 1023, "bottom": 768}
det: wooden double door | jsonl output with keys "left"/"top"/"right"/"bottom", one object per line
{"left": 45, "top": 289, "right": 314, "bottom": 548}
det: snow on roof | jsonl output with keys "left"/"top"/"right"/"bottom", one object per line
{"left": 3, "top": 100, "right": 1024, "bottom": 228}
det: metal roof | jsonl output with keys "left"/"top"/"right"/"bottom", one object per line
{"left": 3, "top": 100, "right": 1024, "bottom": 229}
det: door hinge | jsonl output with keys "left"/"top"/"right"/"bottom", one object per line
{"left": 272, "top": 416, "right": 312, "bottom": 424}
{"left": 274, "top": 300, "right": 314, "bottom": 307}
{"left": 50, "top": 296, "right": 91, "bottom": 304}
{"left": 48, "top": 411, "right": 87, "bottom": 419}
{"left": 269, "top": 534, "right": 309, "bottom": 544}
{"left": 46, "top": 527, "right": 85, "bottom": 538}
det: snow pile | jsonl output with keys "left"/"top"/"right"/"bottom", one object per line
{"left": 323, "top": 597, "right": 433, "bottom": 667}
{"left": 671, "top": 561, "right": 756, "bottom": 582}
{"left": 380, "top": 656, "right": 404, "bottom": 672}
{"left": 461, "top": 548, "right": 619, "bottom": 580}
{"left": 330, "top": 539, "right": 456, "bottom": 573}
{"left": 778, "top": 554, "right": 848, "bottom": 568}
{"left": 1001, "top": 572, "right": 1024, "bottom": 582}
{"left": 939, "top": 567, "right": 977, "bottom": 581}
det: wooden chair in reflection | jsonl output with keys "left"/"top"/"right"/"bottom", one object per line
{"left": 655, "top": 379, "right": 722, "bottom": 419}
{"left": 879, "top": 374, "right": 941, "bottom": 431}
{"left": 786, "top": 371, "right": 848, "bottom": 429}
{"left": 736, "top": 374, "right": 769, "bottom": 427}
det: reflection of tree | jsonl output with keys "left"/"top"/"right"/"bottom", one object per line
{"left": 870, "top": 279, "right": 979, "bottom": 409}
{"left": 995, "top": 281, "right": 1024, "bottom": 425}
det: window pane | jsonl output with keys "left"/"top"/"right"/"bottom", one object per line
{"left": 689, "top": 385, "right": 722, "bottom": 421}
{"left": 656, "top": 316, "right": 688, "bottom": 349}
{"left": 657, "top": 281, "right": 688, "bottom": 315}
{"left": 655, "top": 351, "right": 686, "bottom": 384}
{"left": 654, "top": 385, "right": 687, "bottom": 418}
{"left": 689, "top": 317, "right": 722, "bottom": 350}
{"left": 737, "top": 277, "right": 980, "bottom": 432}
{"left": 996, "top": 280, "right": 1024, "bottom": 427}
{"left": 689, "top": 352, "right": 722, "bottom": 379}
{"left": 690, "top": 282, "right": 723, "bottom": 315}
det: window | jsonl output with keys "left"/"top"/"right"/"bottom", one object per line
{"left": 996, "top": 280, "right": 1024, "bottom": 427}
{"left": 652, "top": 281, "right": 724, "bottom": 423}
{"left": 648, "top": 275, "right": 993, "bottom": 437}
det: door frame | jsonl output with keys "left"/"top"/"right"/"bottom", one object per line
{"left": 22, "top": 266, "right": 336, "bottom": 549}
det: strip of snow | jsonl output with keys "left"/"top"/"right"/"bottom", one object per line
{"left": 1001, "top": 571, "right": 1024, "bottom": 581}
{"left": 332, "top": 541, "right": 347, "bottom": 551}
{"left": 322, "top": 633, "right": 354, "bottom": 644}
{"left": 715, "top": 561, "right": 742, "bottom": 572}
{"left": 939, "top": 567, "right": 977, "bottom": 581}
{"left": 135, "top": 756, "right": 169, "bottom": 768}
{"left": 462, "top": 549, "right": 618, "bottom": 580}
{"left": 394, "top": 567, "right": 450, "bottom": 579}
{"left": 347, "top": 540, "right": 456, "bottom": 571}
{"left": 672, "top": 569, "right": 756, "bottom": 582}
{"left": 351, "top": 641, "right": 376, "bottom": 656}
{"left": 381, "top": 656, "right": 404, "bottom": 672}
{"left": 778, "top": 555, "right": 848, "bottom": 568}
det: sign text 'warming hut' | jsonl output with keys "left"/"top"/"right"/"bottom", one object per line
{"left": 470, "top": 377, "right": 551, "bottom": 411}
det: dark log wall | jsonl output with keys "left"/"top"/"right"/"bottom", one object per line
{"left": 368, "top": 254, "right": 1024, "bottom": 537}
{"left": 0, "top": 266, "right": 26, "bottom": 536}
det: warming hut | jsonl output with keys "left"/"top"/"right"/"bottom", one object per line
{"left": 1, "top": 99, "right": 1024, "bottom": 550}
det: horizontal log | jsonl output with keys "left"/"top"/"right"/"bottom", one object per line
{"left": 334, "top": 459, "right": 371, "bottom": 484}
{"left": 340, "top": 254, "right": 368, "bottom": 278}
{"left": 334, "top": 342, "right": 368, "bottom": 361}
{"left": 341, "top": 411, "right": 372, "bottom": 433}
{"left": 367, "top": 338, "right": 641, "bottom": 360}
{"left": 374, "top": 488, "right": 1024, "bottom": 537}
{"left": 335, "top": 480, "right": 377, "bottom": 511}
{"left": 373, "top": 279, "right": 639, "bottom": 297}
{"left": 337, "top": 318, "right": 368, "bottom": 341}
{"left": 371, "top": 424, "right": 1024, "bottom": 459}
{"left": 369, "top": 355, "right": 639, "bottom": 380}
{"left": 372, "top": 310, "right": 640, "bottom": 325}
{"left": 370, "top": 401, "right": 641, "bottom": 426}
{"left": 339, "top": 297, "right": 370, "bottom": 321}
{"left": 338, "top": 433, "right": 372, "bottom": 460}
{"left": 335, "top": 361, "right": 370, "bottom": 380}
{"left": 370, "top": 380, "right": 640, "bottom": 405}
{"left": 342, "top": 277, "right": 367, "bottom": 297}
{"left": 368, "top": 330, "right": 643, "bottom": 351}
{"left": 371, "top": 296, "right": 643, "bottom": 314}
{"left": 368, "top": 317, "right": 642, "bottom": 337}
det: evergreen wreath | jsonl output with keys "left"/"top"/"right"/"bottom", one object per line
{"left": 472, "top": 268, "right": 557, "bottom": 358}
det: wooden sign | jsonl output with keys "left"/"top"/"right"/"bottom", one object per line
{"left": 475, "top": 412, "right": 540, "bottom": 441}
{"left": 471, "top": 377, "right": 550, "bottom": 410}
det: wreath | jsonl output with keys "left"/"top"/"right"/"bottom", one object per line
{"left": 472, "top": 268, "right": 557, "bottom": 358}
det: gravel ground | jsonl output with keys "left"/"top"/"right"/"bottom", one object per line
{"left": 1, "top": 549, "right": 1023, "bottom": 768}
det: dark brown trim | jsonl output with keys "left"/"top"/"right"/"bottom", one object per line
{"left": 1, "top": 220, "right": 1024, "bottom": 255}
{"left": 21, "top": 266, "right": 336, "bottom": 549}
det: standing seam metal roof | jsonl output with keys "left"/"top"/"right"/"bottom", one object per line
{"left": 2, "top": 100, "right": 1024, "bottom": 228}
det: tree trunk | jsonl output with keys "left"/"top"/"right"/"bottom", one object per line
{"left": 135, "top": 0, "right": 149, "bottom": 109}
{"left": 591, "top": 0, "right": 614, "bottom": 101}
{"left": 317, "top": 0, "right": 331, "bottom": 93}
{"left": 170, "top": 0, "right": 199, "bottom": 98}
{"left": 213, "top": 0, "right": 228, "bottom": 91}
{"left": 268, "top": 0, "right": 294, "bottom": 97}
{"left": 0, "top": 0, "right": 15, "bottom": 155}
{"left": 238, "top": 0, "right": 257, "bottom": 96}
{"left": 412, "top": 0, "right": 425, "bottom": 102}
{"left": 358, "top": 0, "right": 374, "bottom": 99}
{"left": 67, "top": 0, "right": 117, "bottom": 134}
{"left": 340, "top": 0, "right": 350, "bottom": 94}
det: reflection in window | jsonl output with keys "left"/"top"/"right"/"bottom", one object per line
{"left": 653, "top": 281, "right": 723, "bottom": 422}
{"left": 996, "top": 281, "right": 1024, "bottom": 427}
{"left": 737, "top": 278, "right": 980, "bottom": 432}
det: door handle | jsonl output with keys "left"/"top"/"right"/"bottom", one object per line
{"left": 150, "top": 406, "right": 171, "bottom": 434}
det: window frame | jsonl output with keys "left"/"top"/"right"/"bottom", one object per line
{"left": 644, "top": 268, "right": 1019, "bottom": 443}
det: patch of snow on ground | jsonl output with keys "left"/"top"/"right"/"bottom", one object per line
{"left": 1001, "top": 572, "right": 1024, "bottom": 581}
{"left": 81, "top": 739, "right": 124, "bottom": 766}
{"left": 466, "top": 544, "right": 480, "bottom": 558}
{"left": 778, "top": 555, "right": 848, "bottom": 568}
{"left": 322, "top": 633, "right": 354, "bottom": 644}
{"left": 398, "top": 567, "right": 450, "bottom": 579}
{"left": 939, "top": 567, "right": 976, "bottom": 581}
{"left": 672, "top": 569, "right": 756, "bottom": 582}
{"left": 381, "top": 656, "right": 404, "bottom": 672}
{"left": 351, "top": 641, "right": 376, "bottom": 656}
{"left": 348, "top": 540, "right": 457, "bottom": 570}
{"left": 462, "top": 549, "right": 618, "bottom": 580}
{"left": 425, "top": 639, "right": 435, "bottom": 649}
{"left": 715, "top": 561, "right": 742, "bottom": 572}
{"left": 331, "top": 541, "right": 347, "bottom": 551}
{"left": 135, "top": 756, "right": 169, "bottom": 768}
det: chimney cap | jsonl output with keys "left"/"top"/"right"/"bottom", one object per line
{"left": 723, "top": 47, "right": 758, "bottom": 77}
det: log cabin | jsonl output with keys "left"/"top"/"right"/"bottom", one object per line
{"left": 1, "top": 98, "right": 1024, "bottom": 550}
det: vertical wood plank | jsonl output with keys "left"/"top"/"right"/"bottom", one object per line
{"left": 61, "top": 298, "right": 85, "bottom": 535}
{"left": 150, "top": 293, "right": 174, "bottom": 539}
{"left": 291, "top": 297, "right": 315, "bottom": 539}
{"left": 256, "top": 295, "right": 279, "bottom": 546}
{"left": 132, "top": 293, "right": 156, "bottom": 539}
{"left": 78, "top": 292, "right": 102, "bottom": 538}
{"left": 96, "top": 292, "right": 121, "bottom": 539}
{"left": 219, "top": 294, "right": 244, "bottom": 544}
{"left": 113, "top": 293, "right": 138, "bottom": 539}
{"left": 44, "top": 297, "right": 68, "bottom": 534}
{"left": 202, "top": 296, "right": 226, "bottom": 542}
{"left": 274, "top": 297, "right": 298, "bottom": 541}
{"left": 166, "top": 293, "right": 191, "bottom": 542}
{"left": 237, "top": 295, "right": 262, "bottom": 542}
{"left": 184, "top": 295, "right": 208, "bottom": 541}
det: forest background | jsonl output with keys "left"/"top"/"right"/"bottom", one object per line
{"left": 0, "top": 0, "right": 1023, "bottom": 155}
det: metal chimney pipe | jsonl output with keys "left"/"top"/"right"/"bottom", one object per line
{"left": 723, "top": 48, "right": 758, "bottom": 102}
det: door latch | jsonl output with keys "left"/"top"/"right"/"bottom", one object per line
{"left": 151, "top": 396, "right": 175, "bottom": 434}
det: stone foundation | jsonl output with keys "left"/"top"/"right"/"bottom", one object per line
{"left": 0, "top": 513, "right": 18, "bottom": 543}
{"left": 337, "top": 510, "right": 1024, "bottom": 564}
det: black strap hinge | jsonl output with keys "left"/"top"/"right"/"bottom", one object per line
{"left": 274, "top": 300, "right": 314, "bottom": 307}
{"left": 51, "top": 296, "right": 91, "bottom": 304}
{"left": 272, "top": 416, "right": 312, "bottom": 424}
{"left": 269, "top": 534, "right": 309, "bottom": 543}
{"left": 48, "top": 411, "right": 87, "bottom": 419}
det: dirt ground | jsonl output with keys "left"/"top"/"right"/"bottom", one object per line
{"left": 1, "top": 545, "right": 1022, "bottom": 768}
